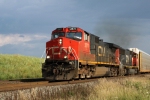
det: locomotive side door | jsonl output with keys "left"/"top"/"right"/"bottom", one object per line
{"left": 83, "top": 32, "right": 90, "bottom": 53}
{"left": 79, "top": 31, "right": 95, "bottom": 62}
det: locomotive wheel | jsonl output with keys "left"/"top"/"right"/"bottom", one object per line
{"left": 110, "top": 68, "right": 118, "bottom": 76}
{"left": 118, "top": 68, "right": 126, "bottom": 76}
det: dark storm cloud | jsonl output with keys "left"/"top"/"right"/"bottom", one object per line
{"left": 75, "top": 0, "right": 150, "bottom": 19}
{"left": 0, "top": 0, "right": 77, "bottom": 34}
{"left": 1, "top": 0, "right": 150, "bottom": 34}
{"left": 1, "top": 0, "right": 150, "bottom": 56}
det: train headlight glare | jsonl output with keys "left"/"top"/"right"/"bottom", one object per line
{"left": 64, "top": 56, "right": 67, "bottom": 59}
{"left": 59, "top": 39, "right": 62, "bottom": 45}
{"left": 47, "top": 56, "right": 50, "bottom": 59}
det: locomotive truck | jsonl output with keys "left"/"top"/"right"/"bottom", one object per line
{"left": 42, "top": 27, "right": 150, "bottom": 81}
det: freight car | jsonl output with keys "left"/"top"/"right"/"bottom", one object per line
{"left": 129, "top": 48, "right": 150, "bottom": 73}
{"left": 42, "top": 27, "right": 150, "bottom": 81}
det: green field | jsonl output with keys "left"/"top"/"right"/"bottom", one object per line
{"left": 1, "top": 54, "right": 150, "bottom": 99}
{"left": 0, "top": 54, "right": 44, "bottom": 80}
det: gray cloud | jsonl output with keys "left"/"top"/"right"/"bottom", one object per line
{"left": 1, "top": 0, "right": 150, "bottom": 34}
{"left": 0, "top": 0, "right": 77, "bottom": 33}
{"left": 0, "top": 35, "right": 48, "bottom": 57}
{"left": 0, "top": 34, "right": 49, "bottom": 46}
{"left": 1, "top": 0, "right": 150, "bottom": 56}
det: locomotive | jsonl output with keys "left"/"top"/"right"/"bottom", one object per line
{"left": 42, "top": 27, "right": 150, "bottom": 81}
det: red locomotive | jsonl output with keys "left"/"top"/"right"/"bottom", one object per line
{"left": 42, "top": 27, "right": 150, "bottom": 81}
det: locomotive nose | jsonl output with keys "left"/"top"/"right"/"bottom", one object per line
{"left": 46, "top": 38, "right": 69, "bottom": 60}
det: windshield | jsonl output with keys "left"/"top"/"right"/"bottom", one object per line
{"left": 51, "top": 32, "right": 65, "bottom": 39}
{"left": 66, "top": 32, "right": 82, "bottom": 40}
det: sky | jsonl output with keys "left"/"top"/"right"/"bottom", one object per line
{"left": 0, "top": 0, "right": 150, "bottom": 57}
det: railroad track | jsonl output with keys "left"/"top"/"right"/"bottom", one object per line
{"left": 0, "top": 78, "right": 100, "bottom": 92}
{"left": 0, "top": 74, "right": 149, "bottom": 92}
{"left": 9, "top": 78, "right": 46, "bottom": 82}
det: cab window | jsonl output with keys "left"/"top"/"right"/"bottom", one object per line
{"left": 84, "top": 32, "right": 89, "bottom": 41}
{"left": 66, "top": 32, "right": 82, "bottom": 40}
{"left": 51, "top": 32, "right": 65, "bottom": 39}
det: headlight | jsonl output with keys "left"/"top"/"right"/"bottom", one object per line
{"left": 47, "top": 56, "right": 50, "bottom": 59}
{"left": 59, "top": 39, "right": 62, "bottom": 45}
{"left": 64, "top": 56, "right": 67, "bottom": 59}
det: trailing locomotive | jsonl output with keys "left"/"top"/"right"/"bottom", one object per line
{"left": 42, "top": 27, "right": 150, "bottom": 81}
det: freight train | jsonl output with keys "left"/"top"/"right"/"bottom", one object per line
{"left": 42, "top": 27, "right": 150, "bottom": 81}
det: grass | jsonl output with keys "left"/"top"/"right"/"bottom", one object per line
{"left": 0, "top": 54, "right": 44, "bottom": 80}
{"left": 1, "top": 54, "right": 150, "bottom": 99}
{"left": 1, "top": 75, "right": 150, "bottom": 100}
{"left": 89, "top": 76, "right": 150, "bottom": 100}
